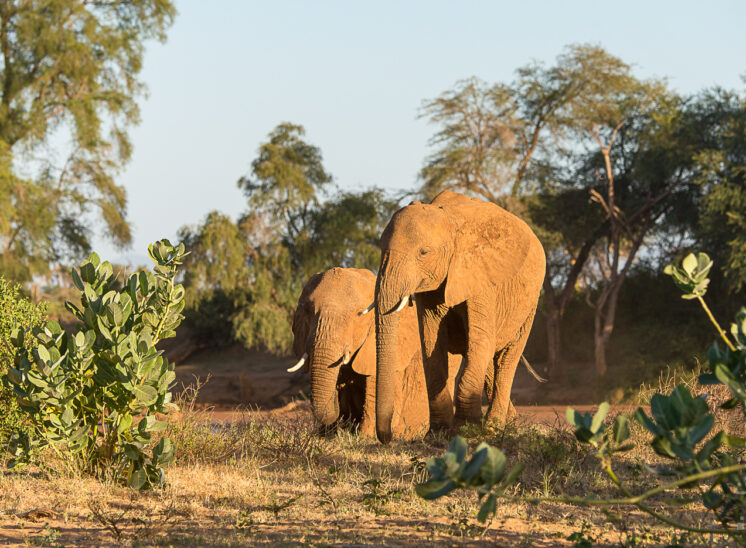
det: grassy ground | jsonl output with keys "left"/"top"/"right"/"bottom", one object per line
{"left": 1, "top": 391, "right": 740, "bottom": 547}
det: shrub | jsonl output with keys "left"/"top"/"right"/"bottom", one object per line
{"left": 0, "top": 278, "right": 48, "bottom": 449}
{"left": 3, "top": 240, "right": 187, "bottom": 489}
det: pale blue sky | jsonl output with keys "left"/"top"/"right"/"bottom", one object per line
{"left": 99, "top": 0, "right": 746, "bottom": 263}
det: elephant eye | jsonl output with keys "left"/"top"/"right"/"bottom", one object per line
{"left": 419, "top": 247, "right": 432, "bottom": 256}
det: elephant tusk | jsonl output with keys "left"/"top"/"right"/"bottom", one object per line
{"left": 359, "top": 302, "right": 374, "bottom": 315}
{"left": 342, "top": 350, "right": 351, "bottom": 365}
{"left": 287, "top": 353, "right": 308, "bottom": 373}
{"left": 393, "top": 295, "right": 409, "bottom": 313}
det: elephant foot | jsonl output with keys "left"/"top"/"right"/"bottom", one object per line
{"left": 454, "top": 404, "right": 483, "bottom": 425}
{"left": 358, "top": 420, "right": 376, "bottom": 439}
{"left": 484, "top": 400, "right": 516, "bottom": 424}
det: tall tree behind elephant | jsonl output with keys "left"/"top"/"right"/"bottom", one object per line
{"left": 374, "top": 190, "right": 545, "bottom": 443}
{"left": 289, "top": 268, "right": 429, "bottom": 440}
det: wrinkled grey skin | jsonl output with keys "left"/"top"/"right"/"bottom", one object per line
{"left": 375, "top": 191, "right": 546, "bottom": 444}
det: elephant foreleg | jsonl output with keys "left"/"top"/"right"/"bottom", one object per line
{"left": 418, "top": 294, "right": 453, "bottom": 431}
{"left": 485, "top": 311, "right": 534, "bottom": 422}
{"left": 393, "top": 354, "right": 430, "bottom": 440}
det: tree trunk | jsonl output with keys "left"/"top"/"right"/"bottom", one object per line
{"left": 545, "top": 300, "right": 563, "bottom": 377}
{"left": 593, "top": 328, "right": 608, "bottom": 376}
{"left": 593, "top": 279, "right": 621, "bottom": 376}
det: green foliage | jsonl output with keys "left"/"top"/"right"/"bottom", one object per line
{"left": 565, "top": 403, "right": 633, "bottom": 460}
{"left": 238, "top": 122, "right": 333, "bottom": 246}
{"left": 0, "top": 0, "right": 176, "bottom": 281}
{"left": 689, "top": 89, "right": 746, "bottom": 291}
{"left": 664, "top": 252, "right": 713, "bottom": 299}
{"left": 180, "top": 124, "right": 398, "bottom": 354}
{"left": 562, "top": 251, "right": 746, "bottom": 529}
{"left": 2, "top": 240, "right": 186, "bottom": 489}
{"left": 415, "top": 436, "right": 524, "bottom": 524}
{"left": 418, "top": 44, "right": 640, "bottom": 202}
{"left": 0, "top": 278, "right": 48, "bottom": 448}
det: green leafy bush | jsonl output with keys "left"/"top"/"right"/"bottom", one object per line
{"left": 3, "top": 240, "right": 187, "bottom": 489}
{"left": 0, "top": 278, "right": 48, "bottom": 448}
{"left": 415, "top": 436, "right": 524, "bottom": 524}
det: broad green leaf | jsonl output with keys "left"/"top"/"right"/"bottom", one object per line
{"left": 36, "top": 345, "right": 50, "bottom": 364}
{"left": 682, "top": 253, "right": 697, "bottom": 274}
{"left": 133, "top": 385, "right": 158, "bottom": 408}
{"left": 61, "top": 407, "right": 73, "bottom": 426}
{"left": 479, "top": 445, "right": 507, "bottom": 487}
{"left": 565, "top": 407, "right": 577, "bottom": 426}
{"left": 71, "top": 267, "right": 84, "bottom": 290}
{"left": 477, "top": 493, "right": 497, "bottom": 523}
{"left": 80, "top": 262, "right": 96, "bottom": 284}
{"left": 714, "top": 363, "right": 746, "bottom": 401}
{"left": 591, "top": 402, "right": 609, "bottom": 433}
{"left": 128, "top": 468, "right": 147, "bottom": 490}
{"left": 448, "top": 436, "right": 468, "bottom": 464}
{"left": 461, "top": 445, "right": 489, "bottom": 482}
{"left": 87, "top": 252, "right": 101, "bottom": 268}
{"left": 612, "top": 415, "right": 630, "bottom": 445}
{"left": 117, "top": 413, "right": 133, "bottom": 434}
{"left": 415, "top": 479, "right": 457, "bottom": 500}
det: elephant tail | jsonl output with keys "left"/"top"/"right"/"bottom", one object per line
{"left": 521, "top": 354, "right": 547, "bottom": 383}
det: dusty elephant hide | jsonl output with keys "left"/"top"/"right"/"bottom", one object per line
{"left": 290, "top": 267, "right": 429, "bottom": 440}
{"left": 374, "top": 190, "right": 546, "bottom": 443}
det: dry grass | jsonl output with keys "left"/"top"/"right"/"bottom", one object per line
{"left": 1, "top": 396, "right": 736, "bottom": 547}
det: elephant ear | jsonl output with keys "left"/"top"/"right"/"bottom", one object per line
{"left": 351, "top": 325, "right": 376, "bottom": 376}
{"left": 291, "top": 272, "right": 323, "bottom": 357}
{"left": 444, "top": 204, "right": 533, "bottom": 307}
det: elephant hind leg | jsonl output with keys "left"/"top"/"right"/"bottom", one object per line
{"left": 485, "top": 311, "right": 535, "bottom": 423}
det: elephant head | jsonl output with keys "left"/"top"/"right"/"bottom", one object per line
{"left": 375, "top": 190, "right": 537, "bottom": 443}
{"left": 290, "top": 268, "right": 377, "bottom": 427}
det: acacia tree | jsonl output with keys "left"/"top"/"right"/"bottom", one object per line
{"left": 419, "top": 77, "right": 519, "bottom": 203}
{"left": 0, "top": 0, "right": 176, "bottom": 281}
{"left": 574, "top": 84, "right": 698, "bottom": 375}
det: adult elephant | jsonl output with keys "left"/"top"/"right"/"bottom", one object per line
{"left": 289, "top": 267, "right": 429, "bottom": 439}
{"left": 374, "top": 190, "right": 546, "bottom": 444}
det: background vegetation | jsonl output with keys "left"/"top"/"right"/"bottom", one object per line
{"left": 0, "top": 4, "right": 743, "bottom": 394}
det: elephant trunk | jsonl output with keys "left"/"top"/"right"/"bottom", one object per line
{"left": 309, "top": 345, "right": 342, "bottom": 426}
{"left": 375, "top": 252, "right": 410, "bottom": 444}
{"left": 375, "top": 306, "right": 399, "bottom": 444}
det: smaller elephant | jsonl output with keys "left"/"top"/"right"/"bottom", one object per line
{"left": 289, "top": 267, "right": 429, "bottom": 439}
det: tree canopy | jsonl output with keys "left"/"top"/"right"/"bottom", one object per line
{"left": 0, "top": 0, "right": 176, "bottom": 281}
{"left": 180, "top": 123, "right": 398, "bottom": 353}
